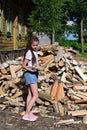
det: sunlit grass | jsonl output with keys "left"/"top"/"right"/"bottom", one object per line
{"left": 76, "top": 52, "right": 87, "bottom": 61}
{"left": 77, "top": 52, "right": 87, "bottom": 57}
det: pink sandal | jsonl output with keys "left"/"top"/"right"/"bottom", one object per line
{"left": 22, "top": 114, "right": 30, "bottom": 121}
{"left": 28, "top": 112, "right": 38, "bottom": 121}
{"left": 22, "top": 112, "right": 38, "bottom": 121}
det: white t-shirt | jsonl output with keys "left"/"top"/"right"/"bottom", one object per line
{"left": 25, "top": 50, "right": 38, "bottom": 68}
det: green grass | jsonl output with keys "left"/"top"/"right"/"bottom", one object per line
{"left": 76, "top": 52, "right": 87, "bottom": 61}
{"left": 77, "top": 52, "right": 87, "bottom": 57}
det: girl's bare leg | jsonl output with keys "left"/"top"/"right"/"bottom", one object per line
{"left": 25, "top": 87, "right": 32, "bottom": 115}
{"left": 26, "top": 83, "right": 38, "bottom": 114}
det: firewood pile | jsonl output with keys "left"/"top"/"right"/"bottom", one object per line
{"left": 0, "top": 43, "right": 87, "bottom": 118}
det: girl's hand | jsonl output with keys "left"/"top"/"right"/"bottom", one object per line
{"left": 31, "top": 68, "right": 37, "bottom": 72}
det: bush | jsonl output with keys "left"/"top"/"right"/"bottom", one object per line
{"left": 58, "top": 40, "right": 87, "bottom": 51}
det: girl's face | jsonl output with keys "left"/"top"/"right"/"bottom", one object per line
{"left": 31, "top": 41, "right": 38, "bottom": 51}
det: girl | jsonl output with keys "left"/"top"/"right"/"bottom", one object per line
{"left": 22, "top": 36, "right": 39, "bottom": 121}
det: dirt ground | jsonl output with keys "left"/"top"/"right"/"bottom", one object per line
{"left": 0, "top": 107, "right": 87, "bottom": 130}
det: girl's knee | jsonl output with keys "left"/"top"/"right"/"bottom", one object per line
{"left": 36, "top": 94, "right": 38, "bottom": 100}
{"left": 34, "top": 94, "right": 38, "bottom": 100}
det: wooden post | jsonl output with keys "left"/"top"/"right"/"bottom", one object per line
{"left": 13, "top": 16, "right": 18, "bottom": 49}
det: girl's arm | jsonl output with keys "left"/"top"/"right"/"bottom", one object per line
{"left": 22, "top": 59, "right": 37, "bottom": 72}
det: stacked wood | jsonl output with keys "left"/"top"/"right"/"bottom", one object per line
{"left": 0, "top": 43, "right": 87, "bottom": 119}
{"left": 36, "top": 43, "right": 87, "bottom": 117}
{"left": 0, "top": 57, "right": 25, "bottom": 110}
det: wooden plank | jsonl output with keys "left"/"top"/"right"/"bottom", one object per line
{"left": 75, "top": 66, "right": 87, "bottom": 81}
{"left": 40, "top": 55, "right": 54, "bottom": 67}
{"left": 68, "top": 110, "right": 87, "bottom": 116}
{"left": 57, "top": 102, "right": 64, "bottom": 116}
{"left": 61, "top": 72, "right": 67, "bottom": 83}
{"left": 51, "top": 80, "right": 59, "bottom": 100}
{"left": 74, "top": 85, "right": 87, "bottom": 91}
{"left": 13, "top": 16, "right": 18, "bottom": 49}
{"left": 55, "top": 49, "right": 64, "bottom": 62}
{"left": 54, "top": 119, "right": 74, "bottom": 124}
{"left": 75, "top": 99, "right": 87, "bottom": 103}
{"left": 10, "top": 65, "right": 17, "bottom": 78}
{"left": 56, "top": 83, "right": 65, "bottom": 101}
{"left": 52, "top": 101, "right": 59, "bottom": 113}
{"left": 51, "top": 80, "right": 65, "bottom": 101}
{"left": 77, "top": 91, "right": 87, "bottom": 98}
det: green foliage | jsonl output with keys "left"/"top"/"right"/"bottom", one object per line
{"left": 84, "top": 43, "right": 87, "bottom": 52}
{"left": 27, "top": 0, "right": 67, "bottom": 35}
{"left": 59, "top": 40, "right": 78, "bottom": 50}
{"left": 62, "top": 0, "right": 87, "bottom": 52}
{"left": 27, "top": 0, "right": 87, "bottom": 53}
{"left": 58, "top": 40, "right": 87, "bottom": 52}
{"left": 71, "top": 0, "right": 87, "bottom": 14}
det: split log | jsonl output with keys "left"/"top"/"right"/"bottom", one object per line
{"left": 51, "top": 80, "right": 65, "bottom": 101}
{"left": 51, "top": 80, "right": 65, "bottom": 115}
{"left": 83, "top": 115, "right": 87, "bottom": 124}
{"left": 40, "top": 113, "right": 60, "bottom": 119}
{"left": 67, "top": 101, "right": 80, "bottom": 110}
{"left": 9, "top": 65, "right": 21, "bottom": 83}
{"left": 74, "top": 85, "right": 87, "bottom": 91}
{"left": 4, "top": 97, "right": 25, "bottom": 107}
{"left": 77, "top": 91, "right": 87, "bottom": 98}
{"left": 1, "top": 81, "right": 17, "bottom": 92}
{"left": 0, "top": 104, "right": 7, "bottom": 110}
{"left": 68, "top": 110, "right": 87, "bottom": 116}
{"left": 54, "top": 119, "right": 75, "bottom": 125}
{"left": 57, "top": 102, "right": 64, "bottom": 116}
{"left": 52, "top": 101, "right": 59, "bottom": 113}
{"left": 75, "top": 66, "right": 87, "bottom": 82}
{"left": 0, "top": 75, "right": 11, "bottom": 80}
{"left": 10, "top": 65, "right": 17, "bottom": 78}
{"left": 75, "top": 99, "right": 87, "bottom": 104}
{"left": 55, "top": 49, "right": 65, "bottom": 63}
{"left": 0, "top": 66, "right": 7, "bottom": 74}
{"left": 11, "top": 90, "right": 23, "bottom": 99}
{"left": 61, "top": 72, "right": 67, "bottom": 83}
{"left": 38, "top": 90, "right": 52, "bottom": 103}
{"left": 0, "top": 87, "right": 6, "bottom": 97}
{"left": 39, "top": 55, "right": 54, "bottom": 67}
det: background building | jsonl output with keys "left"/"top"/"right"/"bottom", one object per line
{"left": 0, "top": 0, "right": 34, "bottom": 50}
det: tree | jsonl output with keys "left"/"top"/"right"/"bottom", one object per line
{"left": 65, "top": 0, "right": 87, "bottom": 53}
{"left": 28, "top": 0, "right": 67, "bottom": 43}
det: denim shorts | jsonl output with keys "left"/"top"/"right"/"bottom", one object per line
{"left": 23, "top": 71, "right": 38, "bottom": 85}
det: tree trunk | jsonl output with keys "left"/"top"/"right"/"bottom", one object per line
{"left": 52, "top": 28, "right": 55, "bottom": 44}
{"left": 81, "top": 19, "right": 84, "bottom": 53}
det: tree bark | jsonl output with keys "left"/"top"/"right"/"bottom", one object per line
{"left": 52, "top": 27, "right": 55, "bottom": 44}
{"left": 81, "top": 19, "right": 84, "bottom": 53}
